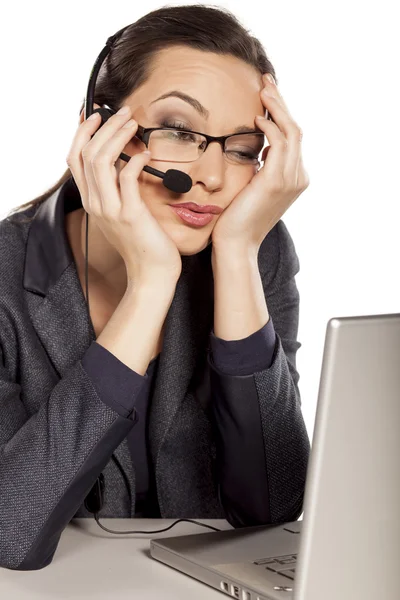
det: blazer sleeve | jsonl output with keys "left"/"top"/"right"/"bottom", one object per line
{"left": 0, "top": 338, "right": 149, "bottom": 571}
{"left": 208, "top": 219, "right": 311, "bottom": 528}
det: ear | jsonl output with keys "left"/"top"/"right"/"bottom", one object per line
{"left": 78, "top": 102, "right": 102, "bottom": 126}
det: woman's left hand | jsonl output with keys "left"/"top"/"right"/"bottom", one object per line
{"left": 211, "top": 73, "right": 310, "bottom": 251}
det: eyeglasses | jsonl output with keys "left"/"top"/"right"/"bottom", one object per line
{"left": 134, "top": 125, "right": 265, "bottom": 166}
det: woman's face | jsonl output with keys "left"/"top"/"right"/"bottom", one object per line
{"left": 120, "top": 46, "right": 266, "bottom": 256}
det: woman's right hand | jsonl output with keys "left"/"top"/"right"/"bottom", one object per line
{"left": 66, "top": 104, "right": 183, "bottom": 286}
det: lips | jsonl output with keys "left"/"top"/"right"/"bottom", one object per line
{"left": 169, "top": 202, "right": 222, "bottom": 214}
{"left": 169, "top": 205, "right": 215, "bottom": 227}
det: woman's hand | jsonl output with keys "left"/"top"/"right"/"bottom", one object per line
{"left": 211, "top": 73, "right": 310, "bottom": 251}
{"left": 66, "top": 104, "right": 183, "bottom": 286}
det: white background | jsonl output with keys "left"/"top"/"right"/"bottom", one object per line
{"left": 1, "top": 0, "right": 399, "bottom": 442}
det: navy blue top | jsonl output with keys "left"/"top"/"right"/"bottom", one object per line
{"left": 81, "top": 317, "right": 277, "bottom": 516}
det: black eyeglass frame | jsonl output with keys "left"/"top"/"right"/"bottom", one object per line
{"left": 134, "top": 124, "right": 267, "bottom": 164}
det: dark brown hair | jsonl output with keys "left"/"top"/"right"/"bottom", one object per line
{"left": 6, "top": 3, "right": 277, "bottom": 225}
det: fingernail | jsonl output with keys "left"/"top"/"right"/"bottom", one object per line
{"left": 117, "top": 105, "right": 130, "bottom": 115}
{"left": 266, "top": 74, "right": 275, "bottom": 85}
{"left": 122, "top": 118, "right": 136, "bottom": 128}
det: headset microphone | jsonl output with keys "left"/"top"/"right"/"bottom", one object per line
{"left": 91, "top": 107, "right": 193, "bottom": 194}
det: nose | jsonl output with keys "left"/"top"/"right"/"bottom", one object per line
{"left": 190, "top": 140, "right": 225, "bottom": 191}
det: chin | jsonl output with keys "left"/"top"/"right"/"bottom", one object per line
{"left": 176, "top": 236, "right": 212, "bottom": 256}
{"left": 159, "top": 216, "right": 214, "bottom": 255}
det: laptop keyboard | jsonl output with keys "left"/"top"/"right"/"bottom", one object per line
{"left": 253, "top": 554, "right": 297, "bottom": 581}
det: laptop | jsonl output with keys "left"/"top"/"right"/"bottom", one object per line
{"left": 150, "top": 313, "right": 400, "bottom": 600}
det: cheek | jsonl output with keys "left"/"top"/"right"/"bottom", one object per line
{"left": 136, "top": 178, "right": 174, "bottom": 218}
{"left": 227, "top": 166, "right": 257, "bottom": 197}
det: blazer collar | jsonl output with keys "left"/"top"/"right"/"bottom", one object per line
{"left": 24, "top": 176, "right": 83, "bottom": 296}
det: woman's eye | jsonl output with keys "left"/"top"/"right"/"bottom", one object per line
{"left": 167, "top": 130, "right": 197, "bottom": 142}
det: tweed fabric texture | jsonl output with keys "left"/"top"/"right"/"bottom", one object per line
{"left": 0, "top": 181, "right": 310, "bottom": 569}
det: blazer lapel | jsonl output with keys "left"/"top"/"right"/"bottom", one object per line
{"left": 23, "top": 182, "right": 96, "bottom": 380}
{"left": 22, "top": 179, "right": 138, "bottom": 515}
{"left": 148, "top": 247, "right": 214, "bottom": 474}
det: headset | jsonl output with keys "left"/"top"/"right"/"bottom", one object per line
{"left": 82, "top": 25, "right": 221, "bottom": 536}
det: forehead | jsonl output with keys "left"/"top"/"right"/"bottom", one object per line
{"left": 151, "top": 45, "right": 260, "bottom": 81}
{"left": 133, "top": 45, "right": 264, "bottom": 120}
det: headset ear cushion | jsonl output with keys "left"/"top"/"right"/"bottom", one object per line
{"left": 91, "top": 107, "right": 115, "bottom": 127}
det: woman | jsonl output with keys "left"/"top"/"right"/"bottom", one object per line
{"left": 0, "top": 4, "right": 310, "bottom": 571}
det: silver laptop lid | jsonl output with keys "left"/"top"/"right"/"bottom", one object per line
{"left": 295, "top": 314, "right": 400, "bottom": 600}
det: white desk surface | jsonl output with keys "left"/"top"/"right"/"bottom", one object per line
{"left": 1, "top": 518, "right": 234, "bottom": 599}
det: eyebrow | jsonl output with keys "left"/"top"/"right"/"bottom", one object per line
{"left": 150, "top": 90, "right": 260, "bottom": 134}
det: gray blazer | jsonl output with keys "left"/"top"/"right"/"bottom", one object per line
{"left": 0, "top": 180, "right": 310, "bottom": 570}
